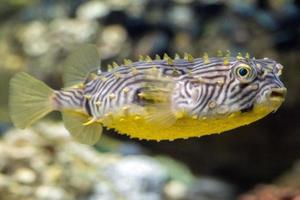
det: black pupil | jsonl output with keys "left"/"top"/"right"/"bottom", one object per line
{"left": 239, "top": 68, "right": 248, "bottom": 76}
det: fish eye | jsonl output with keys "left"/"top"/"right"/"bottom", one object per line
{"left": 234, "top": 64, "right": 256, "bottom": 82}
{"left": 238, "top": 67, "right": 249, "bottom": 77}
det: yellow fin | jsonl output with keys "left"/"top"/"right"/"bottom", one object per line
{"left": 144, "top": 104, "right": 176, "bottom": 128}
{"left": 62, "top": 111, "right": 102, "bottom": 145}
{"left": 140, "top": 76, "right": 174, "bottom": 103}
{"left": 9, "top": 72, "right": 54, "bottom": 129}
{"left": 138, "top": 88, "right": 171, "bottom": 103}
{"left": 63, "top": 44, "right": 100, "bottom": 87}
{"left": 140, "top": 79, "right": 176, "bottom": 127}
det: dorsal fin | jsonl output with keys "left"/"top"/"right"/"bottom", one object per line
{"left": 63, "top": 44, "right": 100, "bottom": 87}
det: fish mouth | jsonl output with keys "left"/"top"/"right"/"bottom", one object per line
{"left": 268, "top": 87, "right": 287, "bottom": 101}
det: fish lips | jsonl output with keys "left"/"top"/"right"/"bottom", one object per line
{"left": 267, "top": 87, "right": 287, "bottom": 102}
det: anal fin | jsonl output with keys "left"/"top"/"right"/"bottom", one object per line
{"left": 62, "top": 111, "right": 102, "bottom": 145}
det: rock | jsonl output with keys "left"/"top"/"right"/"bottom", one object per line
{"left": 238, "top": 161, "right": 300, "bottom": 200}
{"left": 98, "top": 25, "right": 129, "bottom": 59}
{"left": 276, "top": 160, "right": 300, "bottom": 189}
{"left": 164, "top": 180, "right": 188, "bottom": 200}
{"left": 107, "top": 0, "right": 131, "bottom": 10}
{"left": 9, "top": 184, "right": 33, "bottom": 198}
{"left": 118, "top": 142, "right": 145, "bottom": 155}
{"left": 35, "top": 185, "right": 69, "bottom": 200}
{"left": 17, "top": 21, "right": 49, "bottom": 57}
{"left": 49, "top": 18, "right": 99, "bottom": 44}
{"left": 13, "top": 167, "right": 36, "bottom": 184}
{"left": 101, "top": 156, "right": 169, "bottom": 200}
{"left": 0, "top": 174, "right": 11, "bottom": 188}
{"left": 186, "top": 177, "right": 236, "bottom": 200}
{"left": 238, "top": 185, "right": 300, "bottom": 200}
{"left": 167, "top": 5, "right": 195, "bottom": 30}
{"left": 172, "top": 0, "right": 194, "bottom": 4}
{"left": 35, "top": 122, "right": 71, "bottom": 142}
{"left": 76, "top": 0, "right": 110, "bottom": 20}
{"left": 16, "top": 18, "right": 99, "bottom": 57}
{"left": 0, "top": 123, "right": 209, "bottom": 200}
{"left": 156, "top": 156, "right": 195, "bottom": 184}
{"left": 125, "top": 0, "right": 147, "bottom": 17}
{"left": 163, "top": 174, "right": 236, "bottom": 200}
{"left": 41, "top": 165, "right": 63, "bottom": 184}
{"left": 88, "top": 182, "right": 116, "bottom": 200}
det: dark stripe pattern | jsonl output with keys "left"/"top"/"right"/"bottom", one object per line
{"left": 55, "top": 56, "right": 285, "bottom": 119}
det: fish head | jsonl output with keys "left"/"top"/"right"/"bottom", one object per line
{"left": 252, "top": 58, "right": 286, "bottom": 105}
{"left": 220, "top": 57, "right": 286, "bottom": 115}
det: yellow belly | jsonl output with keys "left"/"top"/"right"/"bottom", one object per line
{"left": 102, "top": 104, "right": 276, "bottom": 141}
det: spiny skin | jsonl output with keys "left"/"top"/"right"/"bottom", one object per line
{"left": 54, "top": 55, "right": 286, "bottom": 141}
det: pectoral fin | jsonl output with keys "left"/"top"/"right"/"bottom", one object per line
{"left": 144, "top": 105, "right": 176, "bottom": 128}
{"left": 62, "top": 111, "right": 102, "bottom": 145}
{"left": 139, "top": 79, "right": 176, "bottom": 128}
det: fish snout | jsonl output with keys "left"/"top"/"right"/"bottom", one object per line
{"left": 268, "top": 87, "right": 287, "bottom": 102}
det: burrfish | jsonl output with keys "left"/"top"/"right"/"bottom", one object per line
{"left": 9, "top": 44, "right": 286, "bottom": 144}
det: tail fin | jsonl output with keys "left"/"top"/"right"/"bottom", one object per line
{"left": 9, "top": 72, "right": 55, "bottom": 129}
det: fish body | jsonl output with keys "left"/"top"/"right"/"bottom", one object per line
{"left": 9, "top": 44, "right": 286, "bottom": 144}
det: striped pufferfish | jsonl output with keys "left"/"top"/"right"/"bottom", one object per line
{"left": 9, "top": 44, "right": 286, "bottom": 145}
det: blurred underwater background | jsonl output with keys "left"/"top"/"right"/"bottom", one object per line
{"left": 0, "top": 0, "right": 300, "bottom": 199}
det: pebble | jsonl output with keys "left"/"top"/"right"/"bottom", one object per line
{"left": 35, "top": 185, "right": 68, "bottom": 200}
{"left": 164, "top": 180, "right": 188, "bottom": 200}
{"left": 76, "top": 0, "right": 110, "bottom": 20}
{"left": 98, "top": 25, "right": 128, "bottom": 59}
{"left": 186, "top": 177, "right": 236, "bottom": 200}
{"left": 17, "top": 21, "right": 49, "bottom": 57}
{"left": 103, "top": 156, "right": 169, "bottom": 200}
{"left": 13, "top": 168, "right": 36, "bottom": 184}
